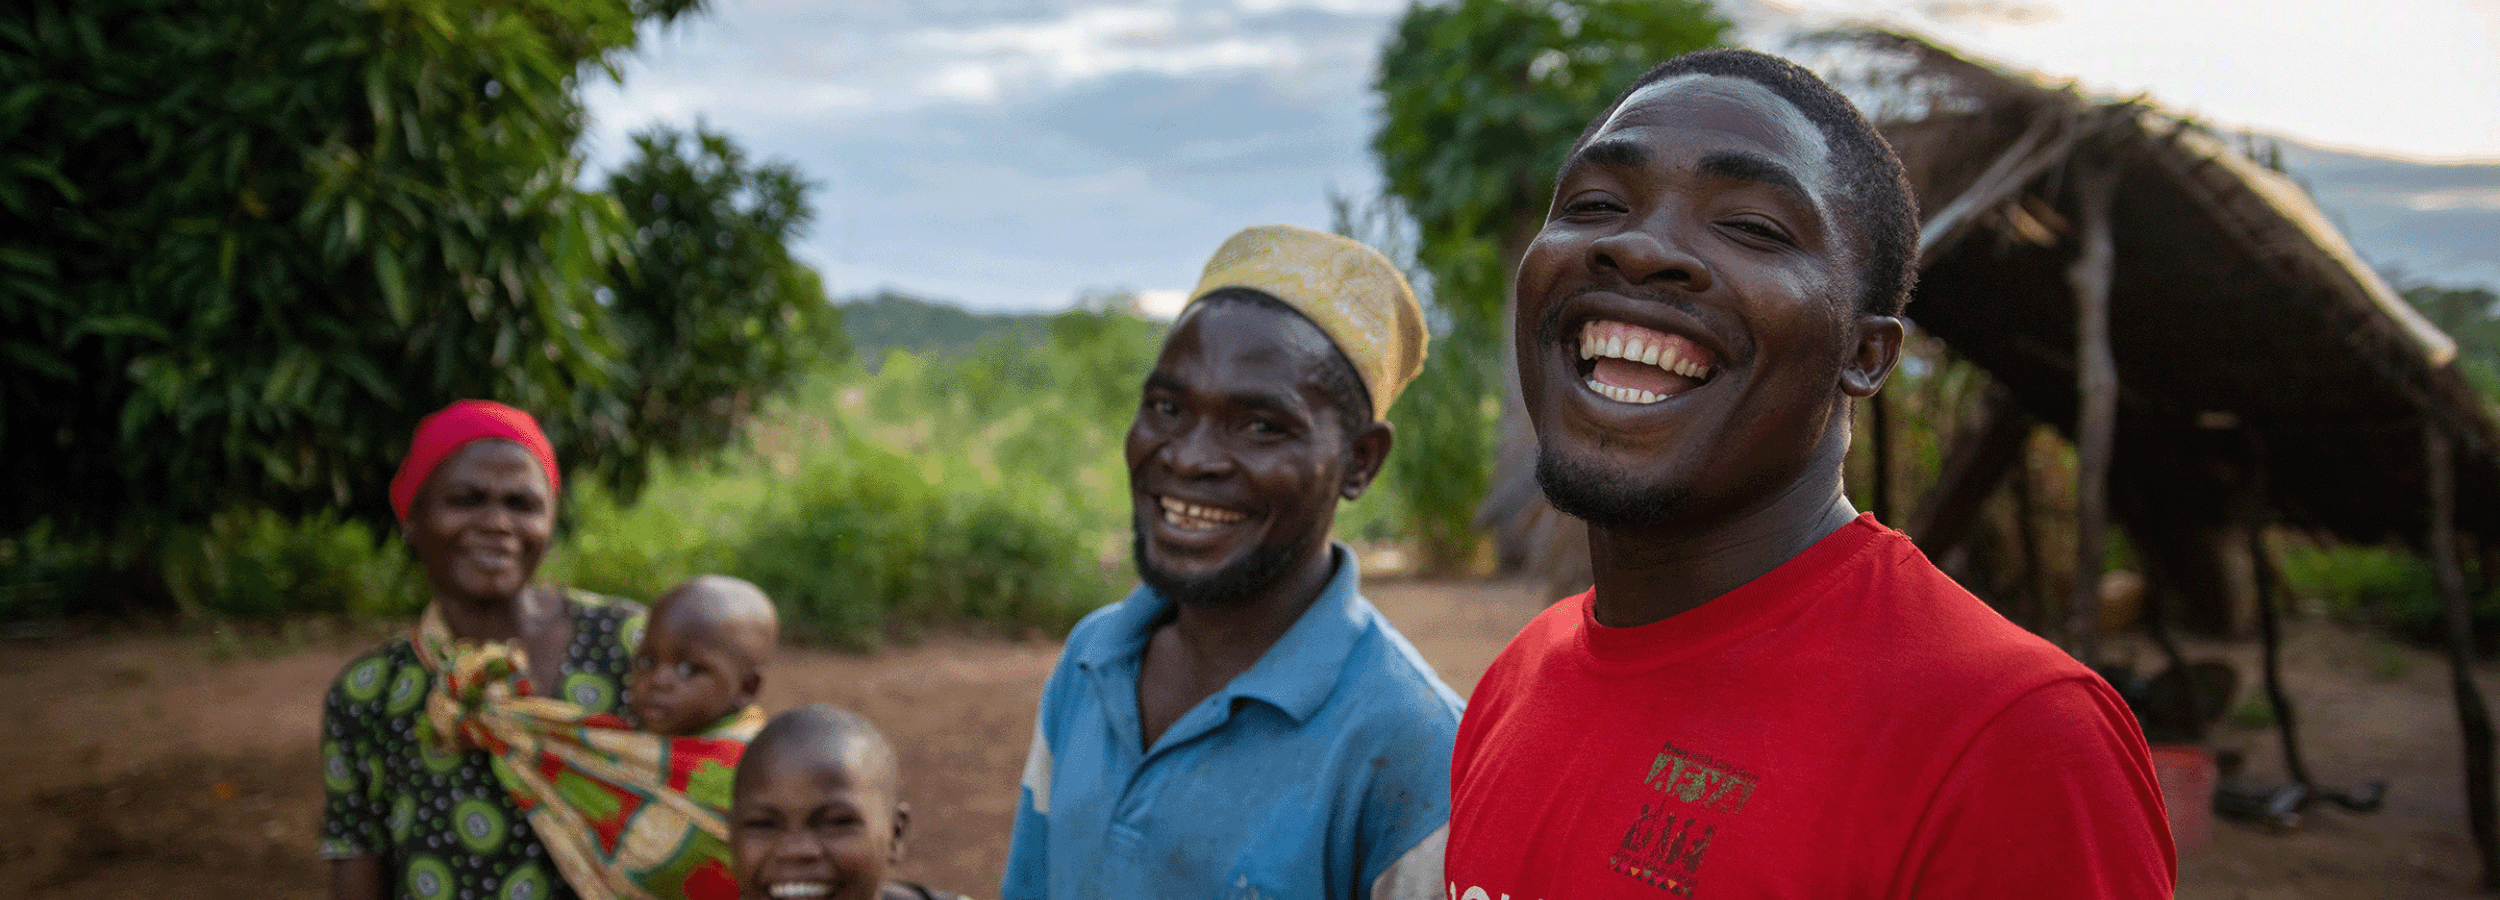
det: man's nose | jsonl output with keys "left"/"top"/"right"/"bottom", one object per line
{"left": 1590, "top": 221, "right": 1712, "bottom": 292}
{"left": 1160, "top": 419, "right": 1233, "bottom": 478}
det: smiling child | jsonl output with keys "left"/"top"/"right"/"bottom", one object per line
{"left": 731, "top": 705, "right": 969, "bottom": 900}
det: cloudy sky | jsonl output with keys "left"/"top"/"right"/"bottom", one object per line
{"left": 581, "top": 0, "right": 2500, "bottom": 313}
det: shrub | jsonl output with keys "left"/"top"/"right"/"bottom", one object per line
{"left": 158, "top": 508, "right": 420, "bottom": 619}
{"left": 732, "top": 438, "right": 1116, "bottom": 648}
{"left": 2279, "top": 541, "right": 2500, "bottom": 649}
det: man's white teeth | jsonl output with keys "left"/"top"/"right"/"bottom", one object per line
{"left": 1578, "top": 321, "right": 1711, "bottom": 378}
{"left": 1585, "top": 377, "right": 1665, "bottom": 405}
{"left": 767, "top": 884, "right": 829, "bottom": 899}
{"left": 1159, "top": 496, "right": 1246, "bottom": 528}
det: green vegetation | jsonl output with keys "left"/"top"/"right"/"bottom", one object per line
{"left": 842, "top": 290, "right": 1053, "bottom": 367}
{"left": 1, "top": 0, "right": 829, "bottom": 542}
{"left": 2277, "top": 541, "right": 2500, "bottom": 650}
{"left": 543, "top": 304, "right": 1169, "bottom": 646}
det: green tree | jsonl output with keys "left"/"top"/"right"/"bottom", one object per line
{"left": 602, "top": 124, "right": 842, "bottom": 483}
{"left": 0, "top": 0, "right": 830, "bottom": 546}
{"left": 1370, "top": 0, "right": 1728, "bottom": 568}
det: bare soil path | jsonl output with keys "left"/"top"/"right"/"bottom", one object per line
{"left": 0, "top": 577, "right": 2487, "bottom": 897}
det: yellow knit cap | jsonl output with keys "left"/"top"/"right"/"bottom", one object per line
{"left": 1186, "top": 224, "right": 1428, "bottom": 420}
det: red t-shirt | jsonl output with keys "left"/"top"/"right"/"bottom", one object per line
{"left": 1446, "top": 515, "right": 2175, "bottom": 899}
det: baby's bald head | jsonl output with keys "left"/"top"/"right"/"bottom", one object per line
{"left": 652, "top": 574, "right": 780, "bottom": 671}
{"left": 631, "top": 575, "right": 780, "bottom": 736}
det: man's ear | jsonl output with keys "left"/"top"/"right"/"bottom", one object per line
{"left": 1340, "top": 420, "right": 1394, "bottom": 501}
{"left": 1840, "top": 314, "right": 1906, "bottom": 398}
{"left": 888, "top": 801, "right": 910, "bottom": 867}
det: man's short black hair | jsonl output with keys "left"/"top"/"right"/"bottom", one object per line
{"left": 1186, "top": 287, "right": 1374, "bottom": 438}
{"left": 1572, "top": 48, "right": 1919, "bottom": 318}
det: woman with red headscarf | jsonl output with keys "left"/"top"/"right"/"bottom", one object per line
{"left": 319, "top": 401, "right": 645, "bottom": 900}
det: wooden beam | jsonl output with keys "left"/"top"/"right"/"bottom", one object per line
{"left": 2066, "top": 161, "right": 2122, "bottom": 664}
{"left": 2428, "top": 427, "right": 2500, "bottom": 890}
{"left": 1916, "top": 109, "right": 2082, "bottom": 268}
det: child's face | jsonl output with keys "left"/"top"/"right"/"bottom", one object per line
{"left": 731, "top": 750, "right": 903, "bottom": 900}
{"left": 629, "top": 615, "right": 755, "bottom": 736}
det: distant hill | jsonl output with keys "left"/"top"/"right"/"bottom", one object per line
{"left": 2272, "top": 138, "right": 2500, "bottom": 293}
{"left": 840, "top": 291, "right": 1054, "bottom": 365}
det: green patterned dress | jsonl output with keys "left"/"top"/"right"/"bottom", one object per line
{"left": 320, "top": 591, "right": 647, "bottom": 900}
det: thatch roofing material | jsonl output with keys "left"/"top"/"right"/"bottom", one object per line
{"left": 1820, "top": 28, "right": 2500, "bottom": 550}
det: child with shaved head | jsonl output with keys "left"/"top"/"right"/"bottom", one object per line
{"left": 632, "top": 574, "right": 781, "bottom": 737}
{"left": 731, "top": 705, "right": 969, "bottom": 900}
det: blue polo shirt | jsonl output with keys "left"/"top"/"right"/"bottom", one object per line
{"left": 1002, "top": 545, "right": 1463, "bottom": 900}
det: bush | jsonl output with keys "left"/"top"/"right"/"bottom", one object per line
{"left": 731, "top": 437, "right": 1116, "bottom": 648}
{"left": 0, "top": 522, "right": 101, "bottom": 621}
{"left": 2279, "top": 542, "right": 2500, "bottom": 649}
{"left": 158, "top": 508, "right": 420, "bottom": 620}
{"left": 538, "top": 310, "right": 1156, "bottom": 646}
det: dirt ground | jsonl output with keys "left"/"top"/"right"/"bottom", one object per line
{"left": 1, "top": 576, "right": 2492, "bottom": 898}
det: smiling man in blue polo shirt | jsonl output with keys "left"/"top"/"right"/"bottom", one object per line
{"left": 1001, "top": 224, "right": 1463, "bottom": 900}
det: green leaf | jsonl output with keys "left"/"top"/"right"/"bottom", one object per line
{"left": 4, "top": 340, "right": 77, "bottom": 380}
{"left": 375, "top": 241, "right": 412, "bottom": 327}
{"left": 69, "top": 315, "right": 171, "bottom": 342}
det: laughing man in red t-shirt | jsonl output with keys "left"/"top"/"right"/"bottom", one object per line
{"left": 1444, "top": 48, "right": 2176, "bottom": 899}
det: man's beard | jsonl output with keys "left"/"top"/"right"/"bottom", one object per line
{"left": 1536, "top": 446, "right": 1687, "bottom": 530}
{"left": 1133, "top": 518, "right": 1306, "bottom": 608}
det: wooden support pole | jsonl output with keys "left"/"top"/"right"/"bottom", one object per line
{"left": 2234, "top": 436, "right": 2313, "bottom": 783}
{"left": 2428, "top": 428, "right": 2500, "bottom": 889}
{"left": 2249, "top": 524, "right": 2313, "bottom": 789}
{"left": 2066, "top": 162, "right": 2122, "bottom": 664}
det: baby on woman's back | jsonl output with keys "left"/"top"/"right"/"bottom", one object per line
{"left": 631, "top": 574, "right": 779, "bottom": 738}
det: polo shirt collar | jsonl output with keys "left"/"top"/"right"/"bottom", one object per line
{"left": 1079, "top": 542, "right": 1370, "bottom": 726}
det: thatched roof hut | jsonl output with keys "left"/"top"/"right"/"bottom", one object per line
{"left": 1816, "top": 27, "right": 2499, "bottom": 552}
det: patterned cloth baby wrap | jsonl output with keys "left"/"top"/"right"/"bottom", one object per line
{"left": 418, "top": 604, "right": 762, "bottom": 900}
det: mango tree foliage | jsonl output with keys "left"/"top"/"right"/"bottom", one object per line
{"left": 0, "top": 0, "right": 831, "bottom": 540}
{"left": 1369, "top": 0, "right": 1727, "bottom": 567}
{"left": 602, "top": 124, "right": 842, "bottom": 483}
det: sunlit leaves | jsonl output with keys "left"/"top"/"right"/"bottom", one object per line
{"left": 0, "top": 0, "right": 836, "bottom": 553}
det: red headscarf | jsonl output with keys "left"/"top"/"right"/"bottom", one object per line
{"left": 390, "top": 400, "right": 562, "bottom": 523}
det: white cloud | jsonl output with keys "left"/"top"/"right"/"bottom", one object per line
{"left": 925, "top": 65, "right": 1007, "bottom": 103}
{"left": 908, "top": 3, "right": 1304, "bottom": 101}
{"left": 1136, "top": 288, "right": 1193, "bottom": 318}
{"left": 2405, "top": 188, "right": 2500, "bottom": 212}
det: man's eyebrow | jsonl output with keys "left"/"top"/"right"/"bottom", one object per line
{"left": 1143, "top": 372, "right": 1185, "bottom": 394}
{"left": 1560, "top": 137, "right": 1648, "bottom": 181}
{"left": 1696, "top": 151, "right": 1811, "bottom": 208}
